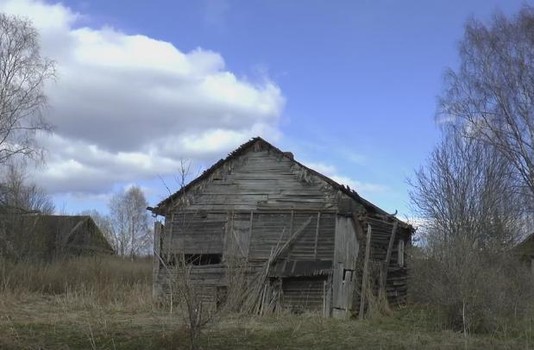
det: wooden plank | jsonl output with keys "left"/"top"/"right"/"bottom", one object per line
{"left": 289, "top": 210, "right": 294, "bottom": 239}
{"left": 270, "top": 216, "right": 313, "bottom": 263}
{"left": 324, "top": 274, "right": 332, "bottom": 317}
{"left": 153, "top": 221, "right": 162, "bottom": 297}
{"left": 332, "top": 216, "right": 359, "bottom": 319}
{"left": 281, "top": 277, "right": 326, "bottom": 312}
{"left": 359, "top": 223, "right": 372, "bottom": 320}
{"left": 248, "top": 210, "right": 254, "bottom": 247}
{"left": 224, "top": 211, "right": 252, "bottom": 258}
{"left": 314, "top": 212, "right": 321, "bottom": 259}
{"left": 381, "top": 221, "right": 398, "bottom": 293}
{"left": 165, "top": 150, "right": 340, "bottom": 212}
{"left": 249, "top": 212, "right": 292, "bottom": 259}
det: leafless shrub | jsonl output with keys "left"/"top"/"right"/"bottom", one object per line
{"left": 158, "top": 253, "right": 251, "bottom": 350}
{"left": 409, "top": 241, "right": 534, "bottom": 334}
{"left": 410, "top": 65, "right": 534, "bottom": 334}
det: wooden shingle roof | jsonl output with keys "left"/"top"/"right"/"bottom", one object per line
{"left": 150, "top": 137, "right": 411, "bottom": 229}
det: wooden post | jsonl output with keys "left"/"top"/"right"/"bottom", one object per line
{"left": 380, "top": 221, "right": 398, "bottom": 295}
{"left": 359, "top": 223, "right": 372, "bottom": 320}
{"left": 314, "top": 212, "right": 321, "bottom": 259}
{"left": 153, "top": 221, "right": 162, "bottom": 298}
{"left": 248, "top": 210, "right": 254, "bottom": 239}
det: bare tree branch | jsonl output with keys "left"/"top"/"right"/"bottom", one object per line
{"left": 109, "top": 186, "right": 152, "bottom": 258}
{"left": 0, "top": 13, "right": 55, "bottom": 164}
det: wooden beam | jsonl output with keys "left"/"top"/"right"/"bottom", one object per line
{"left": 314, "top": 212, "right": 321, "bottom": 259}
{"left": 382, "top": 221, "right": 398, "bottom": 290}
{"left": 153, "top": 221, "right": 162, "bottom": 298}
{"left": 350, "top": 212, "right": 365, "bottom": 242}
{"left": 270, "top": 216, "right": 313, "bottom": 264}
{"left": 248, "top": 210, "right": 254, "bottom": 239}
{"left": 378, "top": 221, "right": 398, "bottom": 300}
{"left": 289, "top": 210, "right": 294, "bottom": 238}
{"left": 359, "top": 223, "right": 372, "bottom": 320}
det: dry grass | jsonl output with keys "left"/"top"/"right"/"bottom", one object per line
{"left": 0, "top": 256, "right": 152, "bottom": 305}
{"left": 1, "top": 256, "right": 534, "bottom": 349}
{"left": 2, "top": 299, "right": 532, "bottom": 350}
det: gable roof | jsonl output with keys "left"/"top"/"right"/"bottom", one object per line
{"left": 1, "top": 214, "right": 113, "bottom": 259}
{"left": 35, "top": 215, "right": 111, "bottom": 248}
{"left": 150, "top": 137, "right": 410, "bottom": 228}
{"left": 514, "top": 232, "right": 534, "bottom": 259}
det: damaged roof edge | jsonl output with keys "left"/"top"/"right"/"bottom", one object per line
{"left": 148, "top": 137, "right": 413, "bottom": 230}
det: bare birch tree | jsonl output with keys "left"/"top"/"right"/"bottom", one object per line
{"left": 438, "top": 6, "right": 534, "bottom": 204}
{"left": 409, "top": 127, "right": 534, "bottom": 333}
{"left": 0, "top": 13, "right": 55, "bottom": 163}
{"left": 109, "top": 186, "right": 152, "bottom": 258}
{"left": 0, "top": 161, "right": 54, "bottom": 214}
{"left": 409, "top": 6, "right": 534, "bottom": 333}
{"left": 410, "top": 128, "right": 523, "bottom": 251}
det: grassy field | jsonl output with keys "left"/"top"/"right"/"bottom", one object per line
{"left": 1, "top": 257, "right": 533, "bottom": 349}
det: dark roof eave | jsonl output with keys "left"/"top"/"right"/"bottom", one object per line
{"left": 150, "top": 137, "right": 413, "bottom": 231}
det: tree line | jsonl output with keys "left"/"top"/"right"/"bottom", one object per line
{"left": 409, "top": 6, "right": 534, "bottom": 334}
{"left": 0, "top": 13, "right": 152, "bottom": 260}
{"left": 0, "top": 160, "right": 153, "bottom": 259}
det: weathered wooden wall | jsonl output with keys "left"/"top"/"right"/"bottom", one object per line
{"left": 157, "top": 210, "right": 339, "bottom": 309}
{"left": 156, "top": 147, "right": 346, "bottom": 307}
{"left": 165, "top": 212, "right": 226, "bottom": 255}
{"left": 366, "top": 217, "right": 410, "bottom": 306}
{"left": 281, "top": 276, "right": 327, "bottom": 313}
{"left": 176, "top": 149, "right": 340, "bottom": 211}
{"left": 154, "top": 144, "right": 411, "bottom": 317}
{"left": 332, "top": 216, "right": 359, "bottom": 318}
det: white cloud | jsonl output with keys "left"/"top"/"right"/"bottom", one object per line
{"left": 0, "top": 0, "right": 285, "bottom": 200}
{"left": 330, "top": 175, "right": 388, "bottom": 194}
{"left": 302, "top": 161, "right": 388, "bottom": 196}
{"left": 303, "top": 161, "right": 337, "bottom": 176}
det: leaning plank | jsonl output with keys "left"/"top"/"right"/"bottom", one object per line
{"left": 313, "top": 212, "right": 321, "bottom": 259}
{"left": 359, "top": 223, "right": 372, "bottom": 320}
{"left": 381, "top": 221, "right": 398, "bottom": 292}
{"left": 270, "top": 216, "right": 313, "bottom": 263}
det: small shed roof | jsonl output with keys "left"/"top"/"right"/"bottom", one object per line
{"left": 514, "top": 232, "right": 534, "bottom": 260}
{"left": 0, "top": 214, "right": 113, "bottom": 259}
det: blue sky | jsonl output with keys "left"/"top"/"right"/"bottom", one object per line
{"left": 0, "top": 0, "right": 530, "bottom": 221}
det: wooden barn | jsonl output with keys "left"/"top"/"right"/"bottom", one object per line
{"left": 0, "top": 214, "right": 114, "bottom": 261}
{"left": 149, "top": 137, "right": 413, "bottom": 318}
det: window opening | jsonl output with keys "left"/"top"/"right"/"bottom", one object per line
{"left": 184, "top": 253, "right": 222, "bottom": 265}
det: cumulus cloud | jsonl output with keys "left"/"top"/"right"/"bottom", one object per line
{"left": 302, "top": 161, "right": 388, "bottom": 197}
{"left": 0, "top": 0, "right": 285, "bottom": 197}
{"left": 330, "top": 175, "right": 388, "bottom": 194}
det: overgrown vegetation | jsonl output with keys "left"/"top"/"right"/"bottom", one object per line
{"left": 4, "top": 5, "right": 534, "bottom": 350}
{"left": 1, "top": 257, "right": 534, "bottom": 349}
{"left": 5, "top": 304, "right": 534, "bottom": 350}
{"left": 0, "top": 256, "right": 152, "bottom": 305}
{"left": 408, "top": 5, "right": 534, "bottom": 338}
{"left": 408, "top": 245, "right": 534, "bottom": 334}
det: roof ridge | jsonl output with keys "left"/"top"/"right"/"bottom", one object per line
{"left": 150, "top": 136, "right": 408, "bottom": 226}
